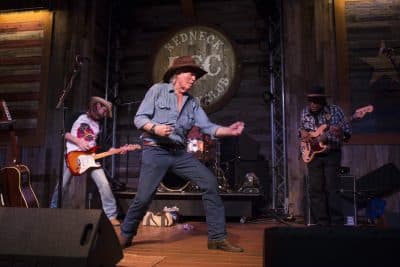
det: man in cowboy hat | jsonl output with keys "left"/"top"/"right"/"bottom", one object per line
{"left": 118, "top": 55, "right": 245, "bottom": 252}
{"left": 50, "top": 96, "right": 134, "bottom": 226}
{"left": 299, "top": 85, "right": 351, "bottom": 226}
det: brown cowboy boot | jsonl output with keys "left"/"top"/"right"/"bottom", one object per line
{"left": 207, "top": 238, "right": 244, "bottom": 252}
{"left": 113, "top": 225, "right": 132, "bottom": 249}
{"left": 116, "top": 231, "right": 132, "bottom": 248}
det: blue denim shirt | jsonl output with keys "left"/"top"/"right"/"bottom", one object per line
{"left": 134, "top": 83, "right": 220, "bottom": 145}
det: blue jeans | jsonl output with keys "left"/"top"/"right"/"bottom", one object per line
{"left": 50, "top": 163, "right": 118, "bottom": 220}
{"left": 121, "top": 146, "right": 227, "bottom": 240}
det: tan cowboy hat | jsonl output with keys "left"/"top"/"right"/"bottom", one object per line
{"left": 306, "top": 85, "right": 330, "bottom": 98}
{"left": 90, "top": 96, "right": 112, "bottom": 118}
{"left": 163, "top": 56, "right": 207, "bottom": 82}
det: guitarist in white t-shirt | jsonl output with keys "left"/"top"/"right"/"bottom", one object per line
{"left": 50, "top": 96, "right": 139, "bottom": 226}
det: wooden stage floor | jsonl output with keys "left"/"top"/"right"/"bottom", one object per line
{"left": 116, "top": 218, "right": 299, "bottom": 267}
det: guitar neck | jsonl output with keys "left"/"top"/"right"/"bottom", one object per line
{"left": 347, "top": 114, "right": 359, "bottom": 123}
{"left": 9, "top": 131, "right": 19, "bottom": 164}
{"left": 1, "top": 100, "right": 19, "bottom": 164}
{"left": 93, "top": 149, "right": 123, "bottom": 160}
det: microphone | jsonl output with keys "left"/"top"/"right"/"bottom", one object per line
{"left": 75, "top": 55, "right": 91, "bottom": 65}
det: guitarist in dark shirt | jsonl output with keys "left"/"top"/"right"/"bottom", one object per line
{"left": 299, "top": 85, "right": 351, "bottom": 226}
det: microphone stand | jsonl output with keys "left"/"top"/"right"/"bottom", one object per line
{"left": 381, "top": 47, "right": 400, "bottom": 80}
{"left": 106, "top": 97, "right": 142, "bottom": 190}
{"left": 55, "top": 56, "right": 83, "bottom": 208}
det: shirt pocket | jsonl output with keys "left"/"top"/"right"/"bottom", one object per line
{"left": 154, "top": 100, "right": 171, "bottom": 123}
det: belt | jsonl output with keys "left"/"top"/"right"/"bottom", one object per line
{"left": 143, "top": 140, "right": 185, "bottom": 151}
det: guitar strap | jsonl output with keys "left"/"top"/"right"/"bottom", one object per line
{"left": 96, "top": 122, "right": 111, "bottom": 153}
{"left": 323, "top": 105, "right": 333, "bottom": 129}
{"left": 312, "top": 113, "right": 320, "bottom": 127}
{"left": 310, "top": 105, "right": 331, "bottom": 128}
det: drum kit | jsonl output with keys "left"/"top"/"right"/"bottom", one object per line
{"left": 159, "top": 135, "right": 232, "bottom": 193}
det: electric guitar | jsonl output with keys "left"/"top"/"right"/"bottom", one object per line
{"left": 66, "top": 144, "right": 141, "bottom": 175}
{"left": 0, "top": 100, "right": 40, "bottom": 208}
{"left": 300, "top": 105, "right": 374, "bottom": 163}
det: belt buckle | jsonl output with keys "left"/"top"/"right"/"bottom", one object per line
{"left": 143, "top": 140, "right": 157, "bottom": 147}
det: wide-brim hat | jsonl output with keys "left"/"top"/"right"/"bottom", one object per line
{"left": 163, "top": 56, "right": 207, "bottom": 83}
{"left": 90, "top": 96, "right": 112, "bottom": 118}
{"left": 306, "top": 85, "right": 330, "bottom": 98}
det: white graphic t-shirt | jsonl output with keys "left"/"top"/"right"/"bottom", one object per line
{"left": 66, "top": 114, "right": 99, "bottom": 153}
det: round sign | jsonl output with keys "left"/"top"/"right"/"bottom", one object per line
{"left": 152, "top": 25, "right": 240, "bottom": 113}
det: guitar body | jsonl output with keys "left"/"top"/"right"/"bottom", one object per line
{"left": 65, "top": 144, "right": 141, "bottom": 175}
{"left": 0, "top": 164, "right": 40, "bottom": 208}
{"left": 65, "top": 148, "right": 101, "bottom": 176}
{"left": 300, "top": 139, "right": 328, "bottom": 163}
{"left": 300, "top": 124, "right": 329, "bottom": 163}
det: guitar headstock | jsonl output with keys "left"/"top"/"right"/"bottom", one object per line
{"left": 1, "top": 100, "right": 12, "bottom": 122}
{"left": 126, "top": 144, "right": 142, "bottom": 151}
{"left": 353, "top": 105, "right": 374, "bottom": 119}
{"left": 1, "top": 100, "right": 19, "bottom": 165}
{"left": 111, "top": 144, "right": 142, "bottom": 154}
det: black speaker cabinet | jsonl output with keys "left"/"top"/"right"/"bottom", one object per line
{"left": 339, "top": 175, "right": 357, "bottom": 226}
{"left": 0, "top": 208, "right": 123, "bottom": 267}
{"left": 264, "top": 226, "right": 400, "bottom": 267}
{"left": 304, "top": 175, "right": 357, "bottom": 226}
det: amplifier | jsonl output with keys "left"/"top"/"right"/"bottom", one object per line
{"left": 338, "top": 175, "right": 357, "bottom": 226}
{"left": 304, "top": 174, "right": 357, "bottom": 226}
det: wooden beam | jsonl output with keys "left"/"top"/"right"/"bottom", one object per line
{"left": 180, "top": 0, "right": 195, "bottom": 18}
{"left": 334, "top": 0, "right": 350, "bottom": 113}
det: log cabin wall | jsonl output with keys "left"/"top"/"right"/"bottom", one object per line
{"left": 45, "top": 0, "right": 112, "bottom": 208}
{"left": 0, "top": 0, "right": 111, "bottom": 208}
{"left": 113, "top": 0, "right": 272, "bottom": 191}
{"left": 337, "top": 0, "right": 400, "bottom": 213}
{"left": 284, "top": 0, "right": 400, "bottom": 216}
{"left": 283, "top": 0, "right": 340, "bottom": 216}
{"left": 0, "top": 0, "right": 399, "bottom": 218}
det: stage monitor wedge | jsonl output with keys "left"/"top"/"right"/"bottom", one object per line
{"left": 264, "top": 226, "right": 400, "bottom": 267}
{"left": 356, "top": 163, "right": 400, "bottom": 198}
{"left": 0, "top": 208, "right": 123, "bottom": 267}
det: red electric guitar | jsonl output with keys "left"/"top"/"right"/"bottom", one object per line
{"left": 300, "top": 105, "right": 374, "bottom": 163}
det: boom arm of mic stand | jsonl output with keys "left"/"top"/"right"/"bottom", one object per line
{"left": 56, "top": 66, "right": 81, "bottom": 109}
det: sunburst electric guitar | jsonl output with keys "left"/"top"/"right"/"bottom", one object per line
{"left": 66, "top": 144, "right": 141, "bottom": 175}
{"left": 300, "top": 105, "right": 374, "bottom": 163}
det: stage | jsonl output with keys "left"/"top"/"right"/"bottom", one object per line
{"left": 117, "top": 219, "right": 273, "bottom": 267}
{"left": 114, "top": 189, "right": 263, "bottom": 218}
